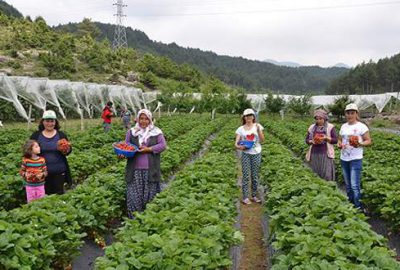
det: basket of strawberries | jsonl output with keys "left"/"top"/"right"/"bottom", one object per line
{"left": 239, "top": 134, "right": 256, "bottom": 149}
{"left": 112, "top": 142, "right": 138, "bottom": 158}
{"left": 57, "top": 139, "right": 71, "bottom": 155}
{"left": 313, "top": 134, "right": 325, "bottom": 144}
{"left": 349, "top": 135, "right": 360, "bottom": 147}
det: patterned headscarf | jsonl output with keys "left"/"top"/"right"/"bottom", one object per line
{"left": 314, "top": 109, "right": 328, "bottom": 121}
{"left": 131, "top": 109, "right": 162, "bottom": 145}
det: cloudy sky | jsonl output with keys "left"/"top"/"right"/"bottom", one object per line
{"left": 7, "top": 0, "right": 400, "bottom": 67}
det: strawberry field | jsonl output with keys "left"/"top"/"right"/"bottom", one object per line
{"left": 0, "top": 114, "right": 399, "bottom": 269}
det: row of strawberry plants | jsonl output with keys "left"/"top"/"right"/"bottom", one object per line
{"left": 94, "top": 117, "right": 241, "bottom": 269}
{"left": 0, "top": 116, "right": 208, "bottom": 211}
{"left": 361, "top": 131, "right": 400, "bottom": 230}
{"left": 0, "top": 127, "right": 125, "bottom": 211}
{"left": 265, "top": 119, "right": 400, "bottom": 232}
{"left": 259, "top": 133, "right": 400, "bottom": 269}
{"left": 0, "top": 116, "right": 223, "bottom": 269}
{"left": 160, "top": 118, "right": 224, "bottom": 175}
{"left": 0, "top": 163, "right": 126, "bottom": 269}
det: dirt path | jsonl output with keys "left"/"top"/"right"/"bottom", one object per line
{"left": 239, "top": 200, "right": 268, "bottom": 270}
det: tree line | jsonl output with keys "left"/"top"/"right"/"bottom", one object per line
{"left": 326, "top": 54, "right": 400, "bottom": 95}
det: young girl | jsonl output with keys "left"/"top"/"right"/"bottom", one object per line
{"left": 235, "top": 108, "right": 265, "bottom": 205}
{"left": 20, "top": 140, "right": 48, "bottom": 202}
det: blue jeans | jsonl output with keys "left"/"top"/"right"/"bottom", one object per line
{"left": 103, "top": 122, "right": 111, "bottom": 133}
{"left": 341, "top": 159, "right": 363, "bottom": 208}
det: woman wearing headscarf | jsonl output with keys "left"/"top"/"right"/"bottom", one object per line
{"left": 123, "top": 109, "right": 167, "bottom": 218}
{"left": 305, "top": 109, "right": 338, "bottom": 181}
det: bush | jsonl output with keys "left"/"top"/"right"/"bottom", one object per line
{"left": 265, "top": 93, "right": 286, "bottom": 114}
{"left": 328, "top": 95, "right": 353, "bottom": 121}
{"left": 287, "top": 94, "right": 312, "bottom": 116}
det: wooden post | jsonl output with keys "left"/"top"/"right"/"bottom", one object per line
{"left": 27, "top": 104, "right": 32, "bottom": 130}
{"left": 211, "top": 108, "right": 216, "bottom": 120}
{"left": 80, "top": 114, "right": 84, "bottom": 131}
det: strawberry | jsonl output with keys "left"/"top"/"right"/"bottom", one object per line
{"left": 349, "top": 135, "right": 359, "bottom": 147}
{"left": 313, "top": 134, "right": 324, "bottom": 144}
{"left": 57, "top": 139, "right": 71, "bottom": 154}
{"left": 115, "top": 142, "right": 136, "bottom": 152}
{"left": 246, "top": 134, "right": 255, "bottom": 141}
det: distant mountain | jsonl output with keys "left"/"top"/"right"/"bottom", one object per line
{"left": 264, "top": 59, "right": 302, "bottom": 67}
{"left": 333, "top": 63, "right": 351, "bottom": 69}
{"left": 0, "top": 0, "right": 23, "bottom": 18}
{"left": 265, "top": 59, "right": 351, "bottom": 69}
{"left": 55, "top": 21, "right": 349, "bottom": 94}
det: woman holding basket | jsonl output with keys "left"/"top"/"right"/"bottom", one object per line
{"left": 235, "top": 108, "right": 265, "bottom": 205}
{"left": 122, "top": 109, "right": 167, "bottom": 218}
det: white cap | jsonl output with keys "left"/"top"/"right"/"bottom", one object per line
{"left": 42, "top": 110, "right": 57, "bottom": 119}
{"left": 345, "top": 103, "right": 359, "bottom": 112}
{"left": 243, "top": 108, "right": 255, "bottom": 116}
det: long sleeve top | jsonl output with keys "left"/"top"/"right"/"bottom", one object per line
{"left": 125, "top": 132, "right": 167, "bottom": 169}
{"left": 305, "top": 126, "right": 338, "bottom": 154}
{"left": 20, "top": 157, "right": 48, "bottom": 186}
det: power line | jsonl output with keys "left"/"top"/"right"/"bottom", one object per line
{"left": 128, "top": 0, "right": 400, "bottom": 17}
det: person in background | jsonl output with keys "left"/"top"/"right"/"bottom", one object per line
{"left": 305, "top": 109, "right": 338, "bottom": 181}
{"left": 122, "top": 109, "right": 167, "bottom": 219}
{"left": 121, "top": 108, "right": 132, "bottom": 129}
{"left": 101, "top": 101, "right": 114, "bottom": 133}
{"left": 20, "top": 140, "right": 48, "bottom": 202}
{"left": 338, "top": 103, "right": 372, "bottom": 211}
{"left": 235, "top": 108, "right": 265, "bottom": 205}
{"left": 30, "top": 110, "right": 72, "bottom": 195}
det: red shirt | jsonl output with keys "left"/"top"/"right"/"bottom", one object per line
{"left": 101, "top": 106, "right": 113, "bottom": 124}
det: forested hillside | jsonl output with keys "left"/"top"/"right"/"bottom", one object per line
{"left": 56, "top": 21, "right": 348, "bottom": 94}
{"left": 327, "top": 53, "right": 400, "bottom": 94}
{"left": 0, "top": 0, "right": 22, "bottom": 18}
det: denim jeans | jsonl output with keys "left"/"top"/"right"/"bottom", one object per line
{"left": 103, "top": 122, "right": 111, "bottom": 133}
{"left": 341, "top": 159, "right": 363, "bottom": 208}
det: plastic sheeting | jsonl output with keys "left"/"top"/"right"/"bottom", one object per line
{"left": 0, "top": 74, "right": 147, "bottom": 121}
{"left": 0, "top": 74, "right": 29, "bottom": 120}
{"left": 247, "top": 92, "right": 400, "bottom": 113}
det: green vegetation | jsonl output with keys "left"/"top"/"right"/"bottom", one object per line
{"left": 0, "top": 0, "right": 22, "bottom": 18}
{"left": 327, "top": 54, "right": 400, "bottom": 94}
{"left": 260, "top": 118, "right": 400, "bottom": 269}
{"left": 0, "top": 13, "right": 251, "bottom": 120}
{"left": 55, "top": 21, "right": 349, "bottom": 94}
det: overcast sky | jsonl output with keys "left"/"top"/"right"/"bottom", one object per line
{"left": 7, "top": 0, "right": 400, "bottom": 67}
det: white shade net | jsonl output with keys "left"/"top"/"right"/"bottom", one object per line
{"left": 247, "top": 92, "right": 400, "bottom": 113}
{"left": 1, "top": 73, "right": 399, "bottom": 120}
{"left": 0, "top": 74, "right": 146, "bottom": 121}
{"left": 0, "top": 74, "right": 29, "bottom": 120}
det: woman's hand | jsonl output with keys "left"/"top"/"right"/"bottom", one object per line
{"left": 138, "top": 146, "right": 152, "bottom": 153}
{"left": 256, "top": 123, "right": 265, "bottom": 142}
{"left": 236, "top": 145, "right": 246, "bottom": 151}
{"left": 117, "top": 154, "right": 126, "bottom": 159}
{"left": 337, "top": 141, "right": 343, "bottom": 149}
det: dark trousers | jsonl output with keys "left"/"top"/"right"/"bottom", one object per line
{"left": 45, "top": 173, "right": 66, "bottom": 195}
